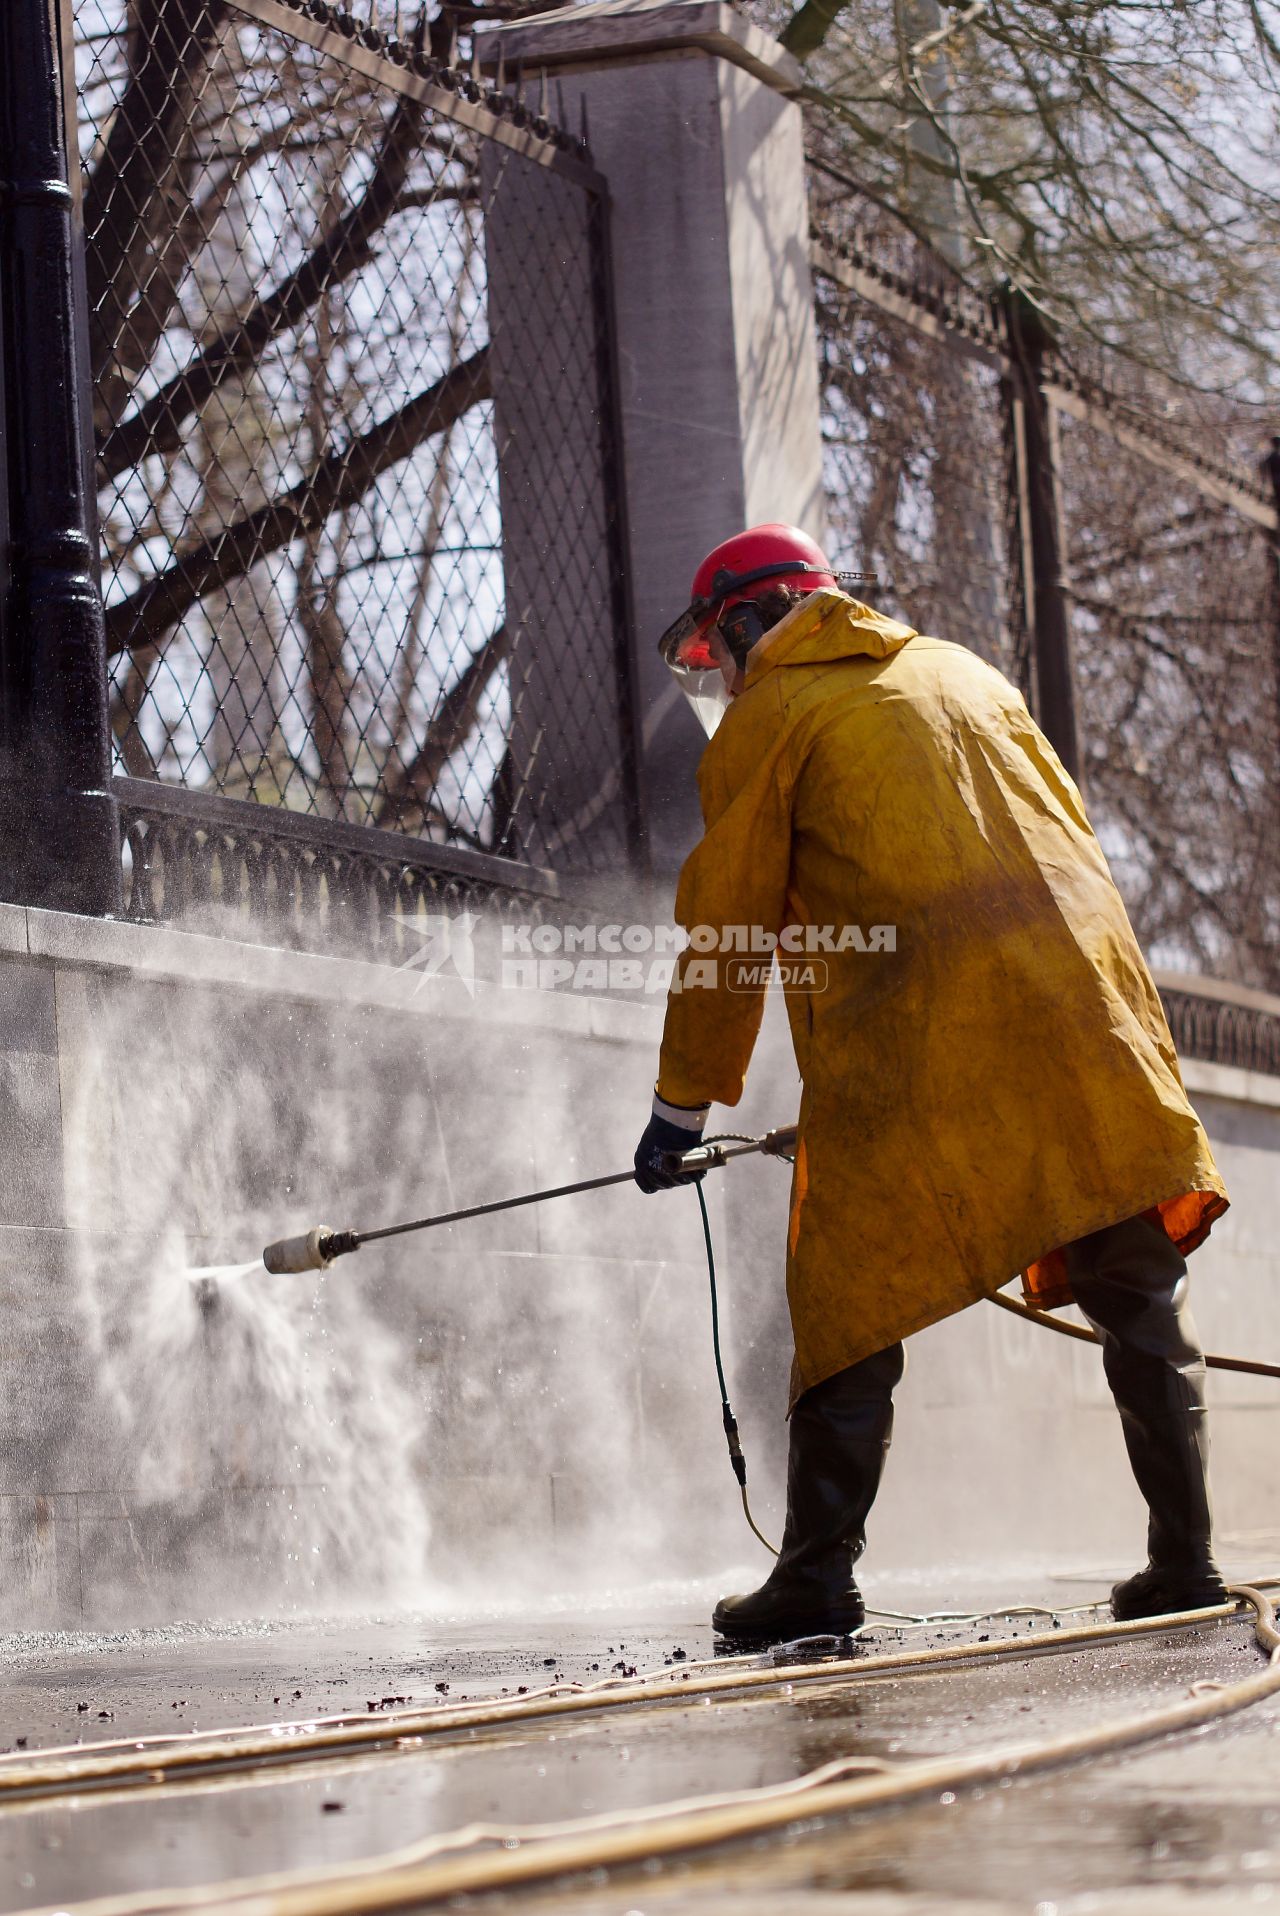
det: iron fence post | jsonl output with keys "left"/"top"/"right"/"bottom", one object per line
{"left": 1002, "top": 289, "right": 1083, "bottom": 789}
{"left": 0, "top": 0, "right": 120, "bottom": 915}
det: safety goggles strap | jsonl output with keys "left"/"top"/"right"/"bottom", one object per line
{"left": 705, "top": 558, "right": 827, "bottom": 599}
{"left": 658, "top": 567, "right": 880, "bottom": 666}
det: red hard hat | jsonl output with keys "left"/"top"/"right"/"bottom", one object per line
{"left": 691, "top": 523, "right": 836, "bottom": 608}
{"left": 659, "top": 524, "right": 840, "bottom": 672}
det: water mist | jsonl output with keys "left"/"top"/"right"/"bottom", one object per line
{"left": 43, "top": 894, "right": 798, "bottom": 1626}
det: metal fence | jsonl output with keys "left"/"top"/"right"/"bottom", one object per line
{"left": 13, "top": 0, "right": 1278, "bottom": 1014}
{"left": 1159, "top": 985, "right": 1280, "bottom": 1080}
{"left": 807, "top": 149, "right": 1280, "bottom": 997}
{"left": 809, "top": 157, "right": 1021, "bottom": 685}
{"left": 1054, "top": 391, "right": 1278, "bottom": 982}
{"left": 73, "top": 0, "right": 638, "bottom": 949}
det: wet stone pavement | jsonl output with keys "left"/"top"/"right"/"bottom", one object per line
{"left": 0, "top": 1569, "right": 1275, "bottom": 1915}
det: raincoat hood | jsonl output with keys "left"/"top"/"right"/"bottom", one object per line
{"left": 744, "top": 589, "right": 917, "bottom": 687}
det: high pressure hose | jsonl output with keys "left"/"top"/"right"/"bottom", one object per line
{"left": 990, "top": 1287, "right": 1280, "bottom": 1378}
{"left": 17, "top": 1588, "right": 1280, "bottom": 1914}
{"left": 695, "top": 1179, "right": 778, "bottom": 1555}
{"left": 2, "top": 1583, "right": 1274, "bottom": 1809}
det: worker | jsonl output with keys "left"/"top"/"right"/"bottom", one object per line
{"left": 633, "top": 523, "right": 1230, "bottom": 1647}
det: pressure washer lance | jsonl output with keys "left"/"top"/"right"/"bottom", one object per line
{"left": 259, "top": 1122, "right": 799, "bottom": 1558}
{"left": 260, "top": 1124, "right": 799, "bottom": 1274}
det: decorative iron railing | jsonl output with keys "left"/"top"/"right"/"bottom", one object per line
{"left": 1160, "top": 988, "right": 1280, "bottom": 1080}
{"left": 115, "top": 776, "right": 559, "bottom": 956}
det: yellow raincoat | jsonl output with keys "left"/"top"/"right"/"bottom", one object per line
{"left": 655, "top": 590, "right": 1227, "bottom": 1405}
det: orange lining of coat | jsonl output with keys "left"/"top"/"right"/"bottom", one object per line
{"left": 1021, "top": 1187, "right": 1230, "bottom": 1311}
{"left": 788, "top": 1137, "right": 809, "bottom": 1258}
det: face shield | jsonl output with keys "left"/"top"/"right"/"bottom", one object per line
{"left": 658, "top": 565, "right": 880, "bottom": 739}
{"left": 657, "top": 604, "right": 732, "bottom": 738}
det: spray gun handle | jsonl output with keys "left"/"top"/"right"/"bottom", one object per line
{"left": 660, "top": 1126, "right": 798, "bottom": 1180}
{"left": 663, "top": 1143, "right": 726, "bottom": 1176}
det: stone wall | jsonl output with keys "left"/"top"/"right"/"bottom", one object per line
{"left": 0, "top": 903, "right": 749, "bottom": 1627}
{"left": 0, "top": 903, "right": 1276, "bottom": 1627}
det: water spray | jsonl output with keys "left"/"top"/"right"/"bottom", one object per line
{"left": 231, "top": 1123, "right": 800, "bottom": 1555}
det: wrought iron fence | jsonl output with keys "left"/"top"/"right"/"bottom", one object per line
{"left": 808, "top": 156, "right": 1021, "bottom": 687}
{"left": 74, "top": 0, "right": 636, "bottom": 950}
{"left": 807, "top": 143, "right": 1280, "bottom": 1007}
{"left": 1160, "top": 986, "right": 1280, "bottom": 1079}
{"left": 1054, "top": 395, "right": 1278, "bottom": 989}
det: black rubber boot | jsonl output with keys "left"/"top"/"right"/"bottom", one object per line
{"left": 1068, "top": 1215, "right": 1227, "bottom": 1622}
{"left": 712, "top": 1345, "right": 903, "bottom": 1647}
{"left": 1109, "top": 1563, "right": 1227, "bottom": 1620}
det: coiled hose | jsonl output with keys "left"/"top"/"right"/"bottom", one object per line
{"left": 21, "top": 1586, "right": 1280, "bottom": 1916}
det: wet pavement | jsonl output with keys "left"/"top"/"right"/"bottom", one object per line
{"left": 0, "top": 1565, "right": 1276, "bottom": 1914}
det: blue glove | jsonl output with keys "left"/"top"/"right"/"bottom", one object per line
{"left": 634, "top": 1099, "right": 709, "bottom": 1194}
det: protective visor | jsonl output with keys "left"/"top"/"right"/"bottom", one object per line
{"left": 657, "top": 615, "right": 731, "bottom": 736}
{"left": 658, "top": 566, "right": 878, "bottom": 738}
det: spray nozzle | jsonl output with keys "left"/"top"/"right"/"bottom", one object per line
{"left": 261, "top": 1226, "right": 361, "bottom": 1275}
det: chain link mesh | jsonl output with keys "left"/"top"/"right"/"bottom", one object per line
{"left": 74, "top": 0, "right": 634, "bottom": 939}
{"left": 1056, "top": 399, "right": 1280, "bottom": 986}
{"left": 808, "top": 156, "right": 1020, "bottom": 685}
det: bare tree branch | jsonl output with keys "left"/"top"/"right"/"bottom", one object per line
{"left": 84, "top": 0, "right": 231, "bottom": 393}
{"left": 97, "top": 95, "right": 433, "bottom": 482}
{"left": 105, "top": 350, "right": 490, "bottom": 658}
{"left": 374, "top": 625, "right": 509, "bottom": 831}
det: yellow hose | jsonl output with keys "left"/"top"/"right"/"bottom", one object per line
{"left": 0, "top": 1589, "right": 1270, "bottom": 1808}
{"left": 990, "top": 1290, "right": 1280, "bottom": 1377}
{"left": 0, "top": 1287, "right": 1268, "bottom": 1823}
{"left": 23, "top": 1585, "right": 1279, "bottom": 1916}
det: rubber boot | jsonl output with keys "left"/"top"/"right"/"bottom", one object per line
{"left": 1068, "top": 1215, "right": 1227, "bottom": 1622}
{"left": 712, "top": 1344, "right": 903, "bottom": 1647}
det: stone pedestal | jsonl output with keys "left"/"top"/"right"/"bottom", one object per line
{"left": 480, "top": 0, "right": 826, "bottom": 875}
